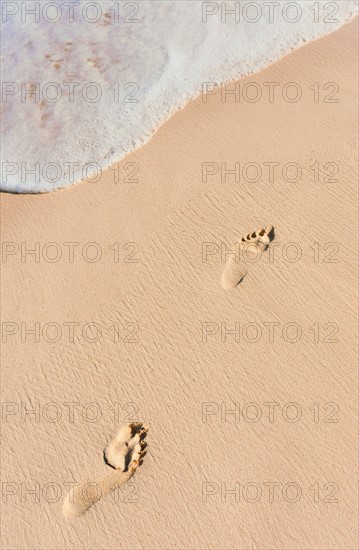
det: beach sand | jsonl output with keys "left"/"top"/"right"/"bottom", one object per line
{"left": 1, "top": 19, "right": 358, "bottom": 550}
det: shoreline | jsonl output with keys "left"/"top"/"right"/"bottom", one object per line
{"left": 2, "top": 16, "right": 358, "bottom": 195}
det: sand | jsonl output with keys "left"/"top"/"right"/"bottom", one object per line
{"left": 1, "top": 19, "right": 358, "bottom": 550}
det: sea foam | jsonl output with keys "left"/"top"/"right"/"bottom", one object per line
{"left": 1, "top": 0, "right": 357, "bottom": 193}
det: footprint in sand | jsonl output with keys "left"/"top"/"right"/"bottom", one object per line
{"left": 221, "top": 225, "right": 275, "bottom": 290}
{"left": 104, "top": 422, "right": 147, "bottom": 470}
{"left": 62, "top": 423, "right": 147, "bottom": 519}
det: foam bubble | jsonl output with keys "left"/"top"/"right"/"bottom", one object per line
{"left": 1, "top": 0, "right": 357, "bottom": 193}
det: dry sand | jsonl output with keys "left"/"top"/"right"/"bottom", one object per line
{"left": 1, "top": 19, "right": 358, "bottom": 550}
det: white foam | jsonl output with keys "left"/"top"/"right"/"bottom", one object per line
{"left": 1, "top": 0, "right": 357, "bottom": 193}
